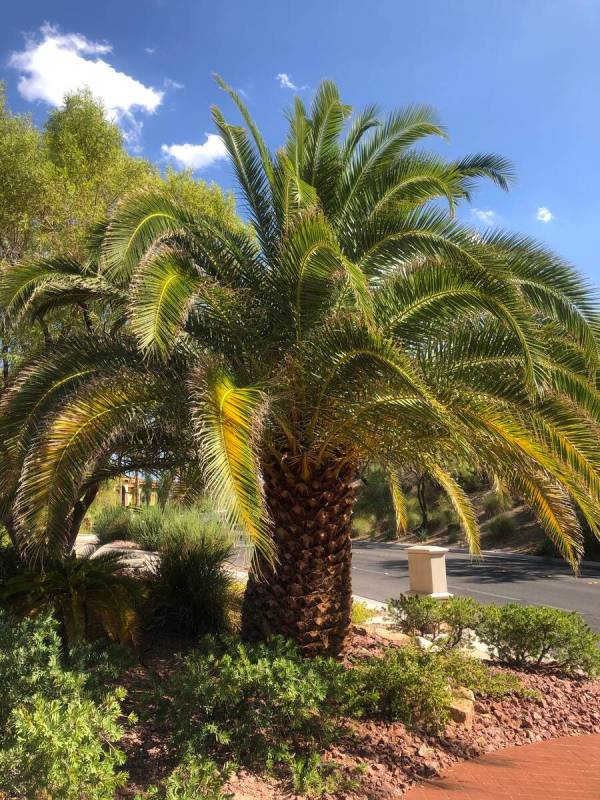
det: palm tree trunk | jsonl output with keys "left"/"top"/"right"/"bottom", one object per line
{"left": 241, "top": 457, "right": 357, "bottom": 657}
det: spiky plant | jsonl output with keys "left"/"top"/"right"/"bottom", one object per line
{"left": 1, "top": 78, "right": 599, "bottom": 655}
{"left": 1, "top": 550, "right": 140, "bottom": 645}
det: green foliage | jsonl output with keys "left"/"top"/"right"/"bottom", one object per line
{"left": 483, "top": 491, "right": 511, "bottom": 516}
{"left": 93, "top": 505, "right": 133, "bottom": 544}
{"left": 285, "top": 753, "right": 364, "bottom": 798}
{"left": 351, "top": 600, "right": 377, "bottom": 625}
{"left": 351, "top": 645, "right": 527, "bottom": 733}
{"left": 487, "top": 513, "right": 518, "bottom": 538}
{"left": 439, "top": 650, "right": 534, "bottom": 699}
{"left": 477, "top": 604, "right": 600, "bottom": 674}
{"left": 0, "top": 610, "right": 129, "bottom": 798}
{"left": 388, "top": 594, "right": 482, "bottom": 648}
{"left": 351, "top": 645, "right": 454, "bottom": 733}
{"left": 150, "top": 527, "right": 234, "bottom": 636}
{"left": 0, "top": 684, "right": 128, "bottom": 800}
{"left": 1, "top": 551, "right": 141, "bottom": 645}
{"left": 166, "top": 636, "right": 348, "bottom": 772}
{"left": 135, "top": 753, "right": 233, "bottom": 800}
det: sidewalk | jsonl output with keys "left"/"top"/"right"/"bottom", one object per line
{"left": 405, "top": 733, "right": 600, "bottom": 799}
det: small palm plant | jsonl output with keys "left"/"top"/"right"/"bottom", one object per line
{"left": 2, "top": 78, "right": 599, "bottom": 654}
{"left": 1, "top": 550, "right": 140, "bottom": 646}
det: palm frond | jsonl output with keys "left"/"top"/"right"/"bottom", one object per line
{"left": 190, "top": 365, "right": 270, "bottom": 555}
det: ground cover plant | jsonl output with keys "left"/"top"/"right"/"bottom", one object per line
{"left": 3, "top": 79, "right": 600, "bottom": 660}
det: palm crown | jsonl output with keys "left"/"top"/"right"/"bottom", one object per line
{"left": 2, "top": 78, "right": 599, "bottom": 653}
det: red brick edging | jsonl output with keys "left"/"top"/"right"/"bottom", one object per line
{"left": 405, "top": 733, "right": 600, "bottom": 799}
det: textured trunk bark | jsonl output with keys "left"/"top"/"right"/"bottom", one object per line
{"left": 241, "top": 457, "right": 357, "bottom": 657}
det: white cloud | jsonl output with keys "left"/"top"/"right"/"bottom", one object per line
{"left": 144, "top": 47, "right": 156, "bottom": 55}
{"left": 276, "top": 72, "right": 299, "bottom": 90}
{"left": 164, "top": 77, "right": 184, "bottom": 90}
{"left": 161, "top": 134, "right": 228, "bottom": 170}
{"left": 9, "top": 24, "right": 163, "bottom": 142}
{"left": 536, "top": 206, "right": 554, "bottom": 223}
{"left": 472, "top": 208, "right": 497, "bottom": 226}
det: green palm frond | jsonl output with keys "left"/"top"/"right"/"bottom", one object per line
{"left": 16, "top": 372, "right": 169, "bottom": 563}
{"left": 428, "top": 462, "right": 480, "bottom": 555}
{"left": 190, "top": 365, "right": 270, "bottom": 554}
{"left": 129, "top": 250, "right": 200, "bottom": 357}
{"left": 388, "top": 470, "right": 408, "bottom": 537}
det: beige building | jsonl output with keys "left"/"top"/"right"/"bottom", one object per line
{"left": 116, "top": 475, "right": 159, "bottom": 508}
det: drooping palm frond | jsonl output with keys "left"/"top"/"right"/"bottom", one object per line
{"left": 388, "top": 469, "right": 408, "bottom": 537}
{"left": 190, "top": 365, "right": 270, "bottom": 555}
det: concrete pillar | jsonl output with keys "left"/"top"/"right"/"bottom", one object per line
{"left": 406, "top": 545, "right": 452, "bottom": 599}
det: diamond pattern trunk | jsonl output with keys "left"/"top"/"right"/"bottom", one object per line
{"left": 241, "top": 457, "right": 356, "bottom": 657}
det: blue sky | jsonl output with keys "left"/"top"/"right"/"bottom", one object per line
{"left": 1, "top": 1, "right": 599, "bottom": 280}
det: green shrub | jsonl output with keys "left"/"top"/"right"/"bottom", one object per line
{"left": 93, "top": 505, "right": 134, "bottom": 544}
{"left": 477, "top": 604, "right": 600, "bottom": 674}
{"left": 440, "top": 650, "right": 534, "bottom": 699}
{"left": 285, "top": 753, "right": 364, "bottom": 798}
{"left": 352, "top": 645, "right": 453, "bottom": 733}
{"left": 351, "top": 600, "right": 377, "bottom": 625}
{"left": 388, "top": 594, "right": 482, "bottom": 648}
{"left": 0, "top": 683, "right": 129, "bottom": 800}
{"left": 135, "top": 753, "right": 233, "bottom": 800}
{"left": 0, "top": 609, "right": 63, "bottom": 731}
{"left": 483, "top": 491, "right": 510, "bottom": 516}
{"left": 487, "top": 513, "right": 517, "bottom": 538}
{"left": 150, "top": 529, "right": 234, "bottom": 636}
{"left": 0, "top": 610, "right": 130, "bottom": 798}
{"left": 351, "top": 646, "right": 528, "bottom": 733}
{"left": 166, "top": 636, "right": 349, "bottom": 771}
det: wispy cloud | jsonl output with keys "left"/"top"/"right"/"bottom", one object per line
{"left": 161, "top": 134, "right": 228, "bottom": 170}
{"left": 144, "top": 47, "right": 156, "bottom": 55}
{"left": 9, "top": 24, "right": 163, "bottom": 143}
{"left": 536, "top": 206, "right": 554, "bottom": 223}
{"left": 472, "top": 208, "right": 497, "bottom": 226}
{"left": 276, "top": 72, "right": 307, "bottom": 91}
{"left": 164, "top": 78, "right": 184, "bottom": 90}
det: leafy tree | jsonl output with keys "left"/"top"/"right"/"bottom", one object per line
{"left": 2, "top": 78, "right": 600, "bottom": 655}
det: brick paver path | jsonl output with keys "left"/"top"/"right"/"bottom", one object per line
{"left": 405, "top": 734, "right": 600, "bottom": 799}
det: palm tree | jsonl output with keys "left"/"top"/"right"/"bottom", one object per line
{"left": 2, "top": 78, "right": 599, "bottom": 655}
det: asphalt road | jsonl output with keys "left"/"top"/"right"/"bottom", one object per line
{"left": 350, "top": 541, "right": 600, "bottom": 631}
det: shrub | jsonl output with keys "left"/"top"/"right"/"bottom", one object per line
{"left": 150, "top": 529, "right": 234, "bottom": 636}
{"left": 483, "top": 491, "right": 510, "bottom": 516}
{"left": 0, "top": 683, "right": 128, "bottom": 800}
{"left": 1, "top": 551, "right": 141, "bottom": 646}
{"left": 135, "top": 753, "right": 233, "bottom": 800}
{"left": 388, "top": 595, "right": 482, "bottom": 648}
{"left": 93, "top": 505, "right": 134, "bottom": 544}
{"left": 0, "top": 610, "right": 130, "bottom": 799}
{"left": 351, "top": 646, "right": 528, "bottom": 733}
{"left": 487, "top": 513, "right": 517, "bottom": 538}
{"left": 477, "top": 604, "right": 600, "bottom": 674}
{"left": 351, "top": 600, "right": 377, "bottom": 625}
{"left": 352, "top": 646, "right": 452, "bottom": 732}
{"left": 0, "top": 609, "right": 63, "bottom": 731}
{"left": 166, "top": 636, "right": 349, "bottom": 771}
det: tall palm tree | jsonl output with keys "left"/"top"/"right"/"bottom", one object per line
{"left": 2, "top": 78, "right": 599, "bottom": 655}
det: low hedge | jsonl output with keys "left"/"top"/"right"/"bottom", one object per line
{"left": 388, "top": 594, "right": 600, "bottom": 675}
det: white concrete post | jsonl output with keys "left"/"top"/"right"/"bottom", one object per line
{"left": 406, "top": 545, "right": 452, "bottom": 599}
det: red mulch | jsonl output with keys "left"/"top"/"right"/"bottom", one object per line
{"left": 115, "top": 628, "right": 600, "bottom": 799}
